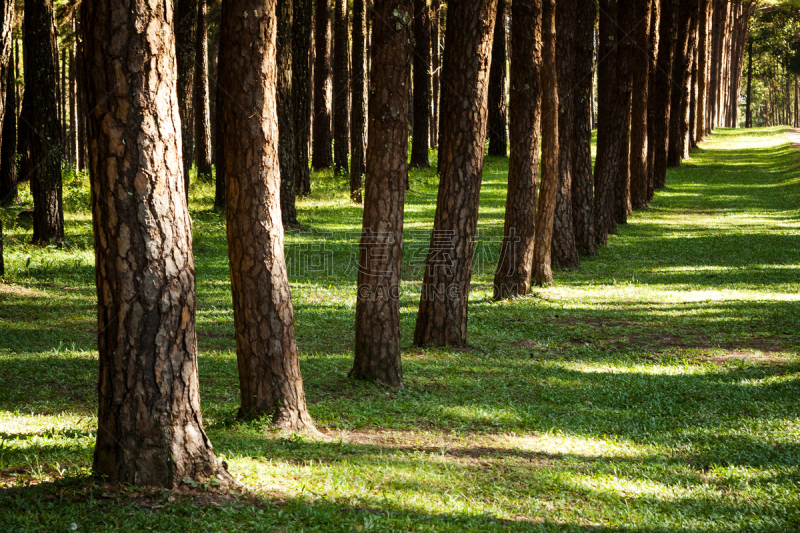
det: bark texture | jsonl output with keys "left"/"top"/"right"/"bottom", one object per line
{"left": 410, "top": 0, "right": 431, "bottom": 168}
{"left": 278, "top": 0, "right": 297, "bottom": 225}
{"left": 292, "top": 0, "right": 312, "bottom": 195}
{"left": 351, "top": 0, "right": 411, "bottom": 387}
{"left": 175, "top": 0, "right": 196, "bottom": 197}
{"left": 332, "top": 0, "right": 349, "bottom": 175}
{"left": 25, "top": 0, "right": 63, "bottom": 244}
{"left": 213, "top": 30, "right": 226, "bottom": 210}
{"left": 646, "top": 0, "right": 661, "bottom": 202}
{"left": 668, "top": 0, "right": 694, "bottom": 167}
{"left": 651, "top": 0, "right": 677, "bottom": 189}
{"left": 220, "top": 0, "right": 315, "bottom": 430}
{"left": 487, "top": 0, "right": 507, "bottom": 157}
{"left": 0, "top": 3, "right": 14, "bottom": 207}
{"left": 194, "top": 0, "right": 212, "bottom": 180}
{"left": 350, "top": 0, "right": 367, "bottom": 202}
{"left": 612, "top": 0, "right": 637, "bottom": 225}
{"left": 84, "top": 0, "right": 230, "bottom": 487}
{"left": 493, "top": 0, "right": 541, "bottom": 299}
{"left": 414, "top": 0, "right": 499, "bottom": 347}
{"left": 630, "top": 0, "right": 653, "bottom": 210}
{"left": 312, "top": 0, "right": 332, "bottom": 170}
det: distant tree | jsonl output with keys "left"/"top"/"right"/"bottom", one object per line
{"left": 332, "top": 0, "right": 349, "bottom": 175}
{"left": 350, "top": 0, "right": 366, "bottom": 203}
{"left": 630, "top": 0, "right": 654, "bottom": 210}
{"left": 292, "top": 0, "right": 312, "bottom": 195}
{"left": 278, "top": 0, "right": 298, "bottom": 225}
{"left": 220, "top": 0, "right": 315, "bottom": 430}
{"left": 0, "top": 2, "right": 15, "bottom": 207}
{"left": 487, "top": 0, "right": 507, "bottom": 157}
{"left": 650, "top": 0, "right": 677, "bottom": 190}
{"left": 175, "top": 0, "right": 196, "bottom": 198}
{"left": 194, "top": 0, "right": 212, "bottom": 181}
{"left": 414, "top": 0, "right": 499, "bottom": 347}
{"left": 646, "top": 0, "right": 662, "bottom": 202}
{"left": 312, "top": 0, "right": 332, "bottom": 170}
{"left": 83, "top": 0, "right": 231, "bottom": 487}
{"left": 351, "top": 0, "right": 411, "bottom": 387}
{"left": 668, "top": 0, "right": 696, "bottom": 167}
{"left": 411, "top": 0, "right": 431, "bottom": 168}
{"left": 213, "top": 29, "right": 226, "bottom": 210}
{"left": 494, "top": 0, "right": 542, "bottom": 299}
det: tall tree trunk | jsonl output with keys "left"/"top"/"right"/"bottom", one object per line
{"left": 430, "top": 0, "right": 440, "bottom": 150}
{"left": 413, "top": 0, "right": 499, "bottom": 348}
{"left": 351, "top": 0, "right": 410, "bottom": 387}
{"left": 60, "top": 47, "right": 66, "bottom": 152}
{"left": 213, "top": 31, "right": 226, "bottom": 210}
{"left": 630, "top": 0, "right": 653, "bottom": 211}
{"left": 612, "top": 1, "right": 637, "bottom": 225}
{"left": 436, "top": 2, "right": 453, "bottom": 175}
{"left": 487, "top": 0, "right": 507, "bottom": 157}
{"left": 194, "top": 0, "right": 212, "bottom": 180}
{"left": 571, "top": 0, "right": 596, "bottom": 256}
{"left": 651, "top": 0, "right": 677, "bottom": 189}
{"left": 68, "top": 17, "right": 78, "bottom": 169}
{"left": 312, "top": 0, "right": 333, "bottom": 170}
{"left": 76, "top": 10, "right": 87, "bottom": 171}
{"left": 83, "top": 0, "right": 231, "bottom": 488}
{"left": 278, "top": 0, "right": 298, "bottom": 225}
{"left": 696, "top": 0, "right": 709, "bottom": 140}
{"left": 292, "top": 0, "right": 312, "bottom": 195}
{"left": 25, "top": 0, "right": 63, "bottom": 244}
{"left": 679, "top": 4, "right": 698, "bottom": 159}
{"left": 795, "top": 75, "right": 799, "bottom": 128}
{"left": 0, "top": 3, "right": 15, "bottom": 207}
{"left": 668, "top": 0, "right": 696, "bottom": 167}
{"left": 411, "top": 0, "right": 431, "bottom": 168}
{"left": 175, "top": 0, "right": 196, "bottom": 199}
{"left": 551, "top": 0, "right": 578, "bottom": 268}
{"left": 350, "top": 0, "right": 366, "bottom": 203}
{"left": 494, "top": 0, "right": 541, "bottom": 299}
{"left": 646, "top": 0, "right": 661, "bottom": 203}
{"left": 220, "top": 0, "right": 315, "bottom": 430}
{"left": 332, "top": 0, "right": 349, "bottom": 175}
{"left": 533, "top": 0, "right": 558, "bottom": 285}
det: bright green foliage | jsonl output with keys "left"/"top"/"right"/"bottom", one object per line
{"left": 0, "top": 128, "right": 799, "bottom": 531}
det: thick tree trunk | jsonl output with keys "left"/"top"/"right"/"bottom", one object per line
{"left": 25, "top": 0, "right": 63, "bottom": 244}
{"left": 645, "top": 0, "right": 660, "bottom": 203}
{"left": 312, "top": 0, "right": 333, "bottom": 170}
{"left": 194, "top": 0, "right": 212, "bottom": 181}
{"left": 332, "top": 0, "right": 349, "bottom": 175}
{"left": 175, "top": 0, "right": 196, "bottom": 199}
{"left": 414, "top": 0, "right": 499, "bottom": 348}
{"left": 278, "top": 0, "right": 298, "bottom": 225}
{"left": 411, "top": 0, "right": 431, "bottom": 168}
{"left": 572, "top": 0, "right": 596, "bottom": 256}
{"left": 494, "top": 0, "right": 541, "bottom": 299}
{"left": 630, "top": 0, "right": 653, "bottom": 211}
{"left": 532, "top": 0, "right": 558, "bottom": 285}
{"left": 351, "top": 0, "right": 410, "bottom": 387}
{"left": 651, "top": 0, "right": 677, "bottom": 190}
{"left": 487, "top": 0, "right": 507, "bottom": 158}
{"left": 292, "top": 0, "right": 312, "bottom": 195}
{"left": 220, "top": 0, "right": 315, "bottom": 430}
{"left": 0, "top": 3, "right": 14, "bottom": 207}
{"left": 350, "top": 0, "right": 366, "bottom": 203}
{"left": 551, "top": 0, "right": 578, "bottom": 268}
{"left": 84, "top": 0, "right": 231, "bottom": 488}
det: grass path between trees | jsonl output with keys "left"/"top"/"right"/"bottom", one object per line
{"left": 0, "top": 127, "right": 798, "bottom": 531}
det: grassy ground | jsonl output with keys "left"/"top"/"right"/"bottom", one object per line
{"left": 0, "top": 127, "right": 798, "bottom": 532}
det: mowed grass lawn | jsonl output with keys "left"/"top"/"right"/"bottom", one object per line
{"left": 0, "top": 127, "right": 799, "bottom": 532}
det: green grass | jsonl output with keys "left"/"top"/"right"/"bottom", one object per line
{"left": 0, "top": 127, "right": 799, "bottom": 532}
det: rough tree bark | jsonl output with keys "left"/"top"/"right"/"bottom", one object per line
{"left": 0, "top": 1, "right": 14, "bottom": 206}
{"left": 551, "top": 0, "right": 578, "bottom": 268}
{"left": 572, "top": 0, "right": 596, "bottom": 256}
{"left": 414, "top": 0, "right": 499, "bottom": 348}
{"left": 351, "top": 0, "right": 411, "bottom": 387}
{"left": 292, "top": 0, "right": 312, "bottom": 195}
{"left": 679, "top": 3, "right": 698, "bottom": 159}
{"left": 278, "top": 0, "right": 298, "bottom": 225}
{"left": 312, "top": 0, "right": 333, "bottom": 170}
{"left": 175, "top": 0, "right": 196, "bottom": 198}
{"left": 487, "top": 0, "right": 507, "bottom": 157}
{"left": 532, "top": 0, "right": 558, "bottom": 285}
{"left": 612, "top": 0, "right": 637, "bottom": 225}
{"left": 411, "top": 0, "right": 431, "bottom": 168}
{"left": 220, "top": 0, "right": 315, "bottom": 430}
{"left": 25, "top": 0, "right": 63, "bottom": 244}
{"left": 696, "top": 0, "right": 709, "bottom": 139}
{"left": 630, "top": 0, "right": 653, "bottom": 210}
{"left": 194, "top": 0, "right": 212, "bottom": 180}
{"left": 213, "top": 31, "right": 226, "bottom": 210}
{"left": 668, "top": 0, "right": 695, "bottom": 167}
{"left": 332, "top": 0, "right": 349, "bottom": 175}
{"left": 493, "top": 0, "right": 541, "bottom": 299}
{"left": 350, "top": 0, "right": 366, "bottom": 203}
{"left": 83, "top": 0, "right": 232, "bottom": 487}
{"left": 646, "top": 0, "right": 661, "bottom": 202}
{"left": 651, "top": 0, "right": 677, "bottom": 190}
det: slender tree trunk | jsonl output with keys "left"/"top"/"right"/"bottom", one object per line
{"left": 646, "top": 0, "right": 661, "bottom": 203}
{"left": 613, "top": 1, "right": 637, "bottom": 225}
{"left": 436, "top": 2, "right": 453, "bottom": 175}
{"left": 430, "top": 0, "right": 440, "bottom": 149}
{"left": 414, "top": 0, "right": 499, "bottom": 348}
{"left": 696, "top": 0, "right": 709, "bottom": 140}
{"left": 678, "top": 4, "right": 698, "bottom": 159}
{"left": 193, "top": 0, "right": 212, "bottom": 181}
{"left": 25, "top": 0, "right": 63, "bottom": 244}
{"left": 410, "top": 0, "right": 431, "bottom": 168}
{"left": 83, "top": 0, "right": 231, "bottom": 488}
{"left": 532, "top": 0, "right": 558, "bottom": 285}
{"left": 277, "top": 0, "right": 298, "bottom": 225}
{"left": 213, "top": 31, "right": 226, "bottom": 209}
{"left": 630, "top": 0, "right": 653, "bottom": 211}
{"left": 651, "top": 0, "right": 677, "bottom": 189}
{"left": 350, "top": 0, "right": 366, "bottom": 203}
{"left": 293, "top": 0, "right": 312, "bottom": 195}
{"left": 220, "top": 0, "right": 315, "bottom": 430}
{"left": 351, "top": 0, "right": 410, "bottom": 387}
{"left": 312, "top": 0, "right": 333, "bottom": 170}
{"left": 175, "top": 0, "right": 196, "bottom": 199}
{"left": 795, "top": 75, "right": 799, "bottom": 128}
{"left": 494, "top": 0, "right": 541, "bottom": 299}
{"left": 487, "top": 0, "right": 507, "bottom": 157}
{"left": 69, "top": 17, "right": 77, "bottom": 168}
{"left": 332, "top": 0, "right": 349, "bottom": 175}
{"left": 60, "top": 47, "right": 66, "bottom": 152}
{"left": 76, "top": 11, "right": 87, "bottom": 171}
{"left": 745, "top": 38, "right": 752, "bottom": 128}
{"left": 0, "top": 3, "right": 15, "bottom": 207}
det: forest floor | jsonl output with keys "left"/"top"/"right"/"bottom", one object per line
{"left": 0, "top": 127, "right": 799, "bottom": 531}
